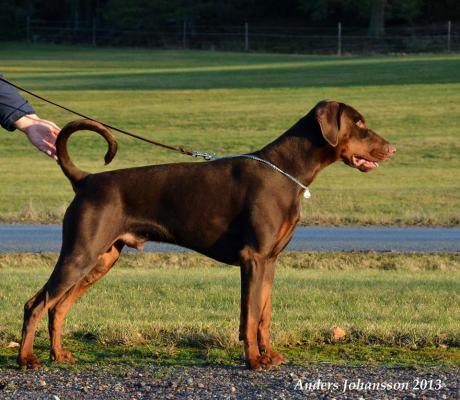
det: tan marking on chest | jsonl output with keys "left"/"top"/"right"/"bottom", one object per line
{"left": 277, "top": 220, "right": 293, "bottom": 242}
{"left": 271, "top": 220, "right": 296, "bottom": 258}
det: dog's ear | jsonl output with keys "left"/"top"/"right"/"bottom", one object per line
{"left": 315, "top": 101, "right": 341, "bottom": 147}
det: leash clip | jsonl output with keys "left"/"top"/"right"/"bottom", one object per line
{"left": 191, "top": 151, "right": 217, "bottom": 161}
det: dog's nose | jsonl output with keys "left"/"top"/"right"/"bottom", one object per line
{"left": 386, "top": 144, "right": 396, "bottom": 155}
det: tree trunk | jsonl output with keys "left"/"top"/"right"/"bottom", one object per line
{"left": 70, "top": 0, "right": 79, "bottom": 33}
{"left": 368, "top": 0, "right": 386, "bottom": 38}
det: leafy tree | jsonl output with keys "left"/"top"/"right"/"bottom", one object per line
{"left": 369, "top": 0, "right": 386, "bottom": 37}
{"left": 0, "top": 0, "right": 26, "bottom": 39}
{"left": 1, "top": 0, "right": 458, "bottom": 41}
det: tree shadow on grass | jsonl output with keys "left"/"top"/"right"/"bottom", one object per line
{"left": 14, "top": 58, "right": 460, "bottom": 91}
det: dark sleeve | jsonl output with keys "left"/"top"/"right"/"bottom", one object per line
{"left": 0, "top": 75, "right": 35, "bottom": 131}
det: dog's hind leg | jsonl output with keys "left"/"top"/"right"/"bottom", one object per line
{"left": 18, "top": 250, "right": 100, "bottom": 369}
{"left": 17, "top": 285, "right": 49, "bottom": 369}
{"left": 48, "top": 241, "right": 124, "bottom": 364}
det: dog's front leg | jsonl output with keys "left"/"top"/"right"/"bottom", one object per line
{"left": 239, "top": 251, "right": 275, "bottom": 370}
{"left": 256, "top": 260, "right": 288, "bottom": 367}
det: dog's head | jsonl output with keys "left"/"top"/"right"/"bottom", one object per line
{"left": 315, "top": 100, "right": 396, "bottom": 172}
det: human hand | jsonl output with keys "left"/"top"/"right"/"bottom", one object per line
{"left": 14, "top": 114, "right": 60, "bottom": 160}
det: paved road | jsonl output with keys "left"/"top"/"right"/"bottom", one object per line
{"left": 0, "top": 224, "right": 458, "bottom": 253}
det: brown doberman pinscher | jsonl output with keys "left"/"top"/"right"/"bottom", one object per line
{"left": 18, "top": 100, "right": 396, "bottom": 370}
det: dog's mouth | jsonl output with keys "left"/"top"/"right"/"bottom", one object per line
{"left": 343, "top": 143, "right": 396, "bottom": 173}
{"left": 350, "top": 155, "right": 380, "bottom": 172}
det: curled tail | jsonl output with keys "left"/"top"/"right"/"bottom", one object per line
{"left": 56, "top": 119, "right": 117, "bottom": 190}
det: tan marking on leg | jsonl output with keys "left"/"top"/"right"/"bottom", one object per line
{"left": 239, "top": 250, "right": 281, "bottom": 370}
{"left": 18, "top": 287, "right": 48, "bottom": 369}
{"left": 48, "top": 243, "right": 122, "bottom": 363}
{"left": 257, "top": 281, "right": 273, "bottom": 354}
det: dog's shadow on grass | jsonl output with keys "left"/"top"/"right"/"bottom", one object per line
{"left": 0, "top": 339, "right": 245, "bottom": 371}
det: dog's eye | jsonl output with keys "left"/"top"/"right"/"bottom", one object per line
{"left": 358, "top": 129, "right": 369, "bottom": 139}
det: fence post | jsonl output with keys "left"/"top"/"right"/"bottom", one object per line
{"left": 182, "top": 20, "right": 187, "bottom": 49}
{"left": 447, "top": 20, "right": 451, "bottom": 52}
{"left": 26, "top": 16, "right": 31, "bottom": 42}
{"left": 337, "top": 22, "right": 342, "bottom": 56}
{"left": 92, "top": 17, "right": 96, "bottom": 46}
{"left": 244, "top": 22, "right": 249, "bottom": 51}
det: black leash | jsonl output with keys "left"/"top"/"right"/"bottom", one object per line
{"left": 1, "top": 77, "right": 314, "bottom": 195}
{"left": 0, "top": 76, "right": 215, "bottom": 159}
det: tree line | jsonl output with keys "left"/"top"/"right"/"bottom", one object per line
{"left": 1, "top": 0, "right": 458, "bottom": 40}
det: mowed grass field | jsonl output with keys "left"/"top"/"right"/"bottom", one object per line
{"left": 0, "top": 43, "right": 459, "bottom": 369}
{"left": 1, "top": 42, "right": 459, "bottom": 225}
{"left": 0, "top": 253, "right": 459, "bottom": 368}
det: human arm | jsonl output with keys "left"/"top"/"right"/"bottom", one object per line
{"left": 0, "top": 75, "right": 59, "bottom": 160}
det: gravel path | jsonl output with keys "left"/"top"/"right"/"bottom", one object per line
{"left": 0, "top": 365, "right": 458, "bottom": 399}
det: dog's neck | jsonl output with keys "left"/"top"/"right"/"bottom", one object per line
{"left": 256, "top": 113, "right": 339, "bottom": 186}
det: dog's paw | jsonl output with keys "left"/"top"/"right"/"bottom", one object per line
{"left": 246, "top": 351, "right": 288, "bottom": 370}
{"left": 268, "top": 350, "right": 288, "bottom": 366}
{"left": 246, "top": 353, "right": 274, "bottom": 370}
{"left": 18, "top": 354, "right": 43, "bottom": 369}
{"left": 50, "top": 349, "right": 76, "bottom": 364}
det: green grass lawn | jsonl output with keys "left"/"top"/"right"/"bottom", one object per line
{"left": 0, "top": 42, "right": 459, "bottom": 225}
{"left": 0, "top": 253, "right": 459, "bottom": 368}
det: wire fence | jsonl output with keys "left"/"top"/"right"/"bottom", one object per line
{"left": 21, "top": 19, "right": 460, "bottom": 54}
